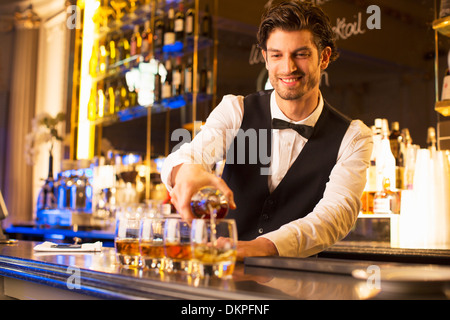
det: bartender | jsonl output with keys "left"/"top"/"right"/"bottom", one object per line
{"left": 161, "top": 0, "right": 373, "bottom": 260}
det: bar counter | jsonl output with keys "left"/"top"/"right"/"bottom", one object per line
{"left": 1, "top": 240, "right": 450, "bottom": 301}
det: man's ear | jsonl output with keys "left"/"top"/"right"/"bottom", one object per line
{"left": 320, "top": 47, "right": 332, "bottom": 70}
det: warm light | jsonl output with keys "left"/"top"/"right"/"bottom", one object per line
{"left": 97, "top": 88, "right": 104, "bottom": 117}
{"left": 77, "top": 0, "right": 99, "bottom": 160}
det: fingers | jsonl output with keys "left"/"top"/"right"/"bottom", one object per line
{"left": 213, "top": 177, "right": 236, "bottom": 210}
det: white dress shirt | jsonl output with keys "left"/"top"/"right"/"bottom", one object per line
{"left": 161, "top": 91, "right": 373, "bottom": 257}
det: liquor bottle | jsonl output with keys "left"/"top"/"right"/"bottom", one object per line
{"left": 174, "top": 1, "right": 185, "bottom": 43}
{"left": 201, "top": 4, "right": 212, "bottom": 39}
{"left": 402, "top": 129, "right": 415, "bottom": 190}
{"left": 98, "top": 37, "right": 108, "bottom": 74}
{"left": 172, "top": 57, "right": 183, "bottom": 96}
{"left": 141, "top": 20, "right": 152, "bottom": 57}
{"left": 37, "top": 153, "right": 58, "bottom": 211}
{"left": 130, "top": 24, "right": 142, "bottom": 57}
{"left": 389, "top": 121, "right": 401, "bottom": 162}
{"left": 199, "top": 60, "right": 208, "bottom": 94}
{"left": 88, "top": 84, "right": 98, "bottom": 121}
{"left": 190, "top": 187, "right": 229, "bottom": 219}
{"left": 154, "top": 7, "right": 165, "bottom": 50}
{"left": 162, "top": 59, "right": 172, "bottom": 99}
{"left": 97, "top": 81, "right": 106, "bottom": 118}
{"left": 119, "top": 77, "right": 130, "bottom": 110}
{"left": 361, "top": 124, "right": 379, "bottom": 214}
{"left": 164, "top": 4, "right": 176, "bottom": 46}
{"left": 154, "top": 62, "right": 162, "bottom": 102}
{"left": 117, "top": 33, "right": 130, "bottom": 67}
{"left": 107, "top": 80, "right": 116, "bottom": 115}
{"left": 114, "top": 78, "right": 122, "bottom": 111}
{"left": 184, "top": 57, "right": 193, "bottom": 93}
{"left": 376, "top": 119, "right": 396, "bottom": 192}
{"left": 427, "top": 127, "right": 437, "bottom": 154}
{"left": 373, "top": 178, "right": 400, "bottom": 214}
{"left": 104, "top": 79, "right": 111, "bottom": 115}
{"left": 185, "top": 5, "right": 195, "bottom": 37}
{"left": 389, "top": 121, "right": 403, "bottom": 189}
{"left": 109, "top": 33, "right": 118, "bottom": 67}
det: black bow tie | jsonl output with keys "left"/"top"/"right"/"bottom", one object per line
{"left": 272, "top": 118, "right": 314, "bottom": 139}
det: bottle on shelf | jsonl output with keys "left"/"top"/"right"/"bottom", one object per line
{"left": 174, "top": 1, "right": 185, "bottom": 43}
{"left": 164, "top": 4, "right": 176, "bottom": 47}
{"left": 130, "top": 24, "right": 142, "bottom": 57}
{"left": 185, "top": 4, "right": 195, "bottom": 37}
{"left": 201, "top": 4, "right": 212, "bottom": 39}
{"left": 402, "top": 128, "right": 416, "bottom": 190}
{"left": 141, "top": 20, "right": 152, "bottom": 59}
{"left": 427, "top": 126, "right": 437, "bottom": 154}
{"left": 154, "top": 4, "right": 165, "bottom": 50}
{"left": 88, "top": 83, "right": 98, "bottom": 121}
{"left": 162, "top": 59, "right": 173, "bottom": 99}
{"left": 184, "top": 57, "right": 193, "bottom": 94}
{"left": 376, "top": 119, "right": 396, "bottom": 192}
{"left": 389, "top": 121, "right": 401, "bottom": 161}
{"left": 172, "top": 56, "right": 183, "bottom": 96}
{"left": 361, "top": 123, "right": 379, "bottom": 214}
{"left": 373, "top": 178, "right": 400, "bottom": 214}
{"left": 154, "top": 62, "right": 162, "bottom": 103}
{"left": 389, "top": 121, "right": 404, "bottom": 190}
{"left": 97, "top": 81, "right": 106, "bottom": 118}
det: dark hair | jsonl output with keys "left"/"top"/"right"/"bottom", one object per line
{"left": 257, "top": 0, "right": 339, "bottom": 62}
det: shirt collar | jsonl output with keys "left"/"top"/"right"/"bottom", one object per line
{"left": 270, "top": 91, "right": 323, "bottom": 127}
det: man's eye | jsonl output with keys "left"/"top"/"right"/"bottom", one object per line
{"left": 296, "top": 53, "right": 310, "bottom": 58}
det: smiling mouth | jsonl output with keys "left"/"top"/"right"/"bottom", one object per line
{"left": 280, "top": 76, "right": 302, "bottom": 84}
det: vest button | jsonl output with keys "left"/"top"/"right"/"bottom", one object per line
{"left": 262, "top": 214, "right": 269, "bottom": 220}
{"left": 258, "top": 228, "right": 264, "bottom": 234}
{"left": 267, "top": 199, "right": 275, "bottom": 206}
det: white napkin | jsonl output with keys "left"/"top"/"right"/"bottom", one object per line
{"left": 33, "top": 241, "right": 103, "bottom": 252}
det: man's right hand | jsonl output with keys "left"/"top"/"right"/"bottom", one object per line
{"left": 169, "top": 163, "right": 236, "bottom": 220}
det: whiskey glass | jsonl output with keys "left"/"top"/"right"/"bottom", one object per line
{"left": 163, "top": 216, "right": 192, "bottom": 273}
{"left": 190, "top": 219, "right": 238, "bottom": 279}
{"left": 139, "top": 216, "right": 165, "bottom": 270}
{"left": 114, "top": 204, "right": 144, "bottom": 267}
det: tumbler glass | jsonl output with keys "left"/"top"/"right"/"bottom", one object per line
{"left": 139, "top": 216, "right": 166, "bottom": 270}
{"left": 163, "top": 217, "right": 192, "bottom": 273}
{"left": 190, "top": 219, "right": 237, "bottom": 279}
{"left": 114, "top": 204, "right": 144, "bottom": 267}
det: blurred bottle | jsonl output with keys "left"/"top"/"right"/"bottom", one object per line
{"left": 427, "top": 127, "right": 437, "bottom": 154}
{"left": 190, "top": 187, "right": 229, "bottom": 219}
{"left": 376, "top": 119, "right": 396, "bottom": 191}
{"left": 373, "top": 178, "right": 400, "bottom": 214}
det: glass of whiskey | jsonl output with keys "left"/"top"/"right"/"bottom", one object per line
{"left": 114, "top": 204, "right": 144, "bottom": 268}
{"left": 190, "top": 219, "right": 238, "bottom": 279}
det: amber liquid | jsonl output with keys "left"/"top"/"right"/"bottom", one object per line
{"left": 115, "top": 238, "right": 140, "bottom": 256}
{"left": 139, "top": 241, "right": 165, "bottom": 259}
{"left": 164, "top": 243, "right": 192, "bottom": 260}
{"left": 361, "top": 191, "right": 376, "bottom": 214}
{"left": 190, "top": 200, "right": 228, "bottom": 219}
{"left": 115, "top": 238, "right": 141, "bottom": 267}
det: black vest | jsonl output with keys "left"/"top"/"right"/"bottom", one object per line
{"left": 222, "top": 90, "right": 351, "bottom": 240}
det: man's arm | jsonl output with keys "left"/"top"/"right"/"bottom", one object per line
{"left": 161, "top": 95, "right": 244, "bottom": 220}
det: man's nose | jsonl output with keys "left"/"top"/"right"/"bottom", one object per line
{"left": 282, "top": 56, "right": 298, "bottom": 74}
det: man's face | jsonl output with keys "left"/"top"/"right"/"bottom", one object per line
{"left": 262, "top": 29, "right": 331, "bottom": 102}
